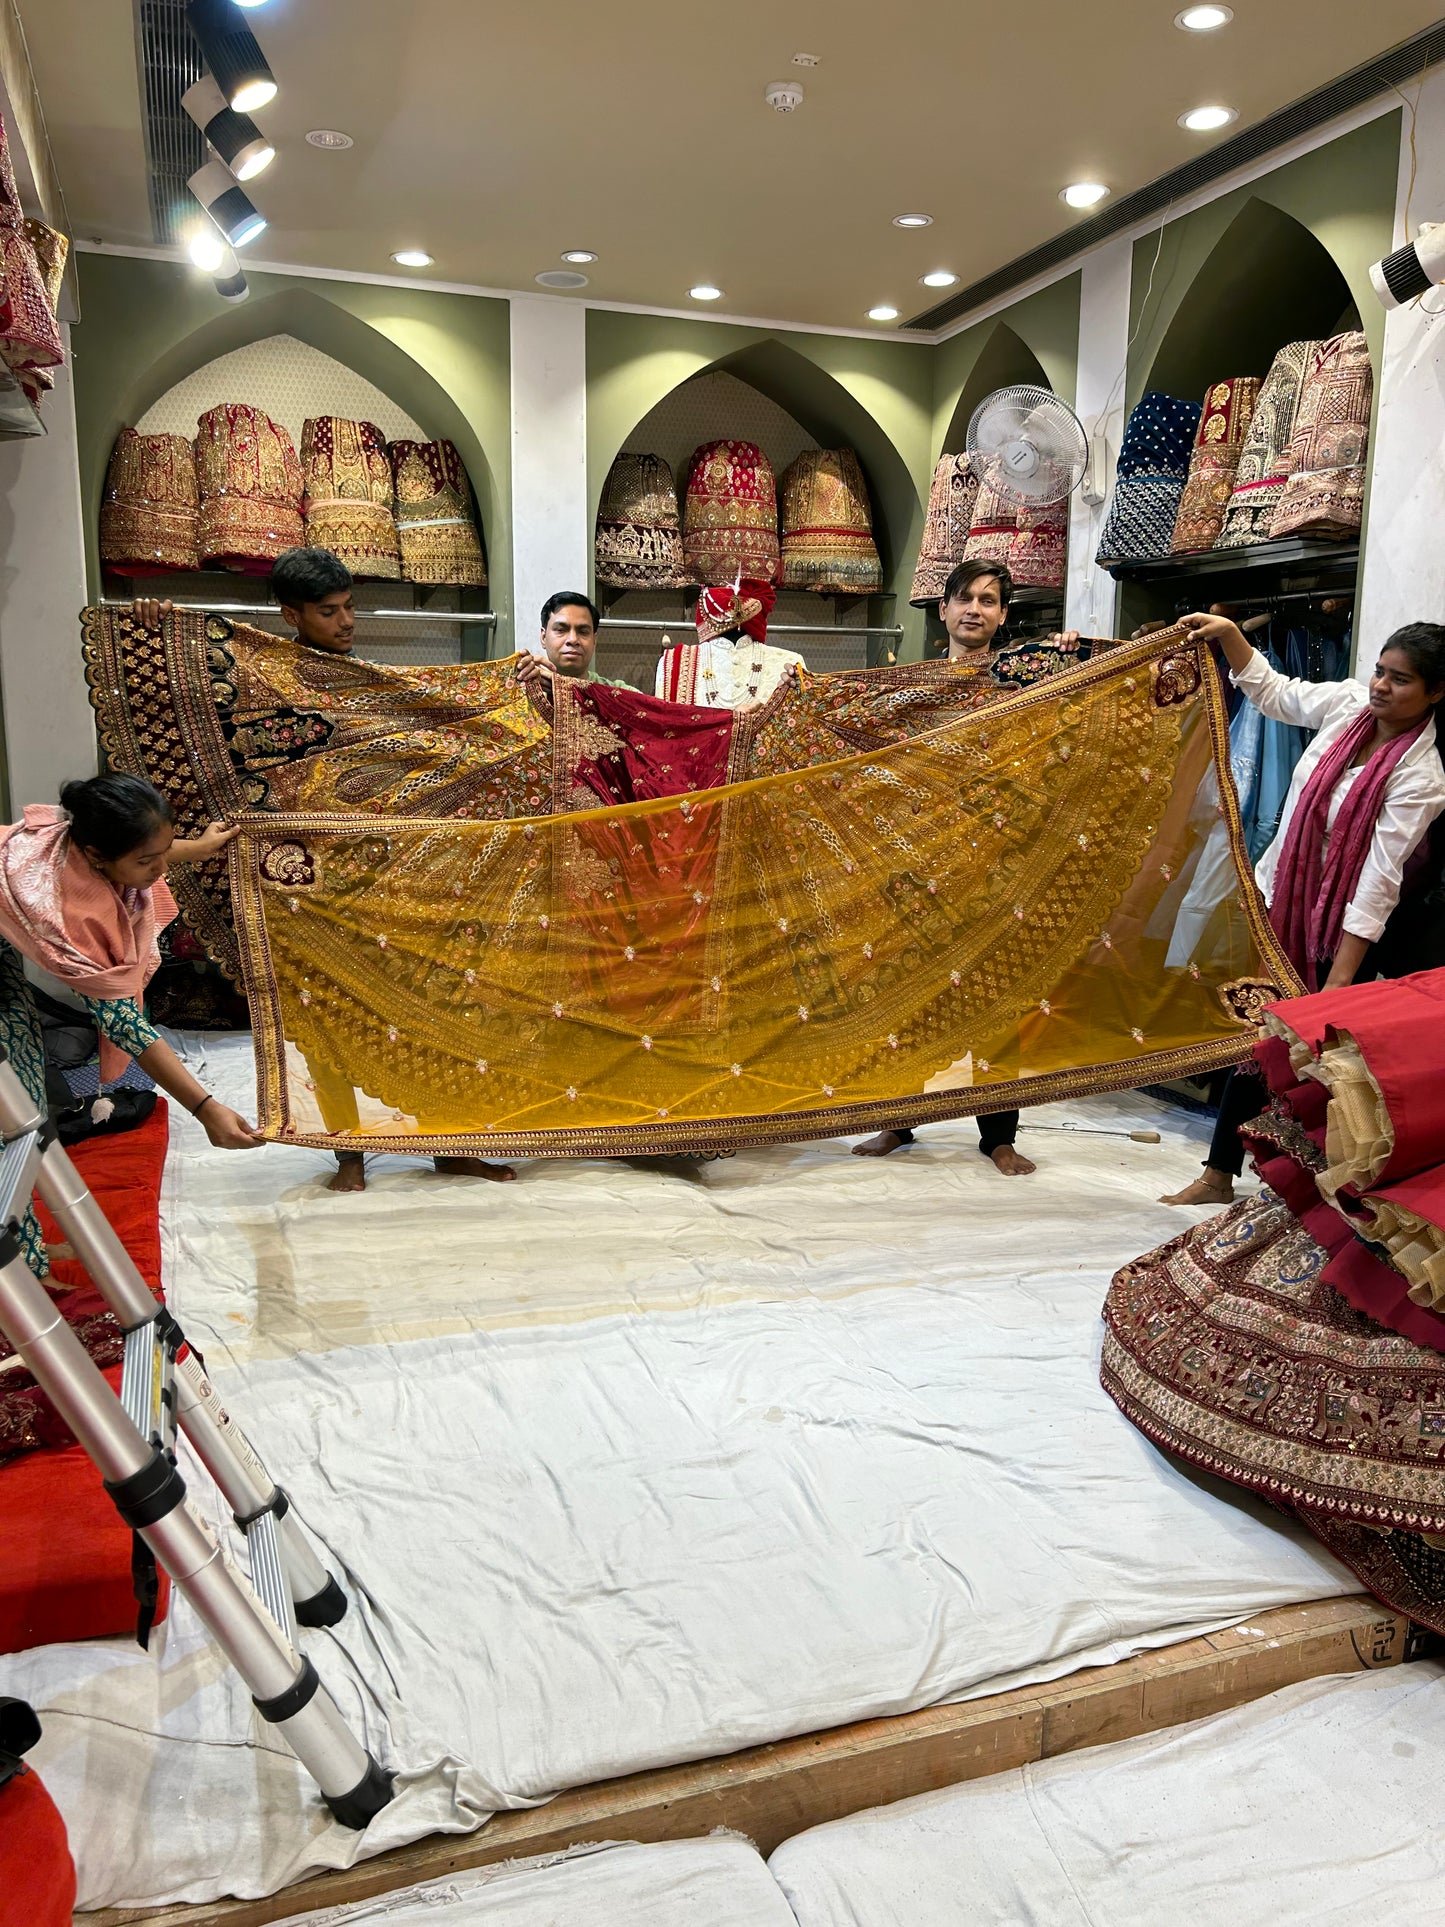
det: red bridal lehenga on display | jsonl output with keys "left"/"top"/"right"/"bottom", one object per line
{"left": 1103, "top": 967, "right": 1445, "bottom": 1631}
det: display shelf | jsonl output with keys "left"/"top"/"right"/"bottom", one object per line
{"left": 1104, "top": 538, "right": 1358, "bottom": 584}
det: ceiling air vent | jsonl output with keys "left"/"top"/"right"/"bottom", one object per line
{"left": 134, "top": 0, "right": 207, "bottom": 245}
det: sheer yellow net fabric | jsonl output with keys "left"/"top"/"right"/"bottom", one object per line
{"left": 232, "top": 630, "right": 1296, "bottom": 1154}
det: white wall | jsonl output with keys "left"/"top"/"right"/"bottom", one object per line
{"left": 1065, "top": 239, "right": 1131, "bottom": 640}
{"left": 0, "top": 336, "right": 96, "bottom": 810}
{"left": 1357, "top": 70, "right": 1445, "bottom": 653}
{"left": 509, "top": 296, "right": 588, "bottom": 652}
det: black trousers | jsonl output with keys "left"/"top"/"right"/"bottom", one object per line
{"left": 1206, "top": 1067, "right": 1268, "bottom": 1177}
{"left": 894, "top": 1109, "right": 1019, "bottom": 1154}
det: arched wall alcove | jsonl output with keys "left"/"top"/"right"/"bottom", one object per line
{"left": 71, "top": 253, "right": 512, "bottom": 620}
{"left": 1143, "top": 196, "right": 1357, "bottom": 404}
{"left": 1124, "top": 111, "right": 1398, "bottom": 412}
{"left": 939, "top": 322, "right": 1052, "bottom": 455}
{"left": 586, "top": 308, "right": 933, "bottom": 658}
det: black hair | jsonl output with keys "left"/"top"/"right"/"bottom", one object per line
{"left": 268, "top": 546, "right": 353, "bottom": 608}
{"left": 941, "top": 559, "right": 1014, "bottom": 608}
{"left": 60, "top": 774, "right": 173, "bottom": 860}
{"left": 539, "top": 590, "right": 601, "bottom": 632}
{"left": 1381, "top": 622, "right": 1445, "bottom": 693}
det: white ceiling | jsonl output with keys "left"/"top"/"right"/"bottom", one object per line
{"left": 21, "top": 0, "right": 1441, "bottom": 330}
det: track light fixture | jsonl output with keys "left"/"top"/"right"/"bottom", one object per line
{"left": 188, "top": 158, "right": 267, "bottom": 248}
{"left": 185, "top": 0, "right": 277, "bottom": 112}
{"left": 181, "top": 74, "right": 274, "bottom": 180}
{"left": 214, "top": 249, "right": 249, "bottom": 303}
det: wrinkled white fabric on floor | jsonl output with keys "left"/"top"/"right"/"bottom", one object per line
{"left": 0, "top": 1035, "right": 1350, "bottom": 1909}
{"left": 769, "top": 1662, "right": 1445, "bottom": 1926}
{"left": 286, "top": 1838, "right": 797, "bottom": 1925}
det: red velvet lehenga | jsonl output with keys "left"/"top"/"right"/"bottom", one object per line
{"left": 1102, "top": 968, "right": 1445, "bottom": 1631}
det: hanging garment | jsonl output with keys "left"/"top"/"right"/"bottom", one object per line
{"left": 682, "top": 440, "right": 780, "bottom": 586}
{"left": 98, "top": 429, "right": 201, "bottom": 574}
{"left": 1268, "top": 332, "right": 1373, "bottom": 541}
{"left": 1215, "top": 340, "right": 1317, "bottom": 547}
{"left": 194, "top": 403, "right": 304, "bottom": 573}
{"left": 388, "top": 438, "right": 486, "bottom": 587}
{"left": 1169, "top": 376, "right": 1261, "bottom": 553}
{"left": 1249, "top": 625, "right": 1348, "bottom": 864}
{"left": 228, "top": 628, "right": 1293, "bottom": 1159}
{"left": 910, "top": 454, "right": 979, "bottom": 607}
{"left": 657, "top": 579, "right": 800, "bottom": 704}
{"left": 961, "top": 477, "right": 1017, "bottom": 568}
{"left": 1094, "top": 392, "right": 1202, "bottom": 564}
{"left": 1006, "top": 500, "right": 1068, "bottom": 589}
{"left": 299, "top": 417, "right": 400, "bottom": 580}
{"left": 23, "top": 218, "right": 67, "bottom": 318}
{"left": 594, "top": 452, "right": 690, "bottom": 590}
{"left": 778, "top": 448, "right": 882, "bottom": 595}
{"left": 0, "top": 117, "right": 62, "bottom": 404}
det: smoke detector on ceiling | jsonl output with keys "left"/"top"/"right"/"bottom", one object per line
{"left": 765, "top": 80, "right": 804, "bottom": 112}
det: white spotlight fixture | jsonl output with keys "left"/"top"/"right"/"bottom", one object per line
{"left": 181, "top": 74, "right": 274, "bottom": 181}
{"left": 188, "top": 158, "right": 267, "bottom": 248}
{"left": 1061, "top": 181, "right": 1109, "bottom": 208}
{"left": 232, "top": 0, "right": 272, "bottom": 8}
{"left": 185, "top": 0, "right": 277, "bottom": 112}
{"left": 1179, "top": 104, "right": 1238, "bottom": 131}
{"left": 867, "top": 304, "right": 900, "bottom": 322}
{"left": 186, "top": 226, "right": 226, "bottom": 272}
{"left": 560, "top": 250, "right": 597, "bottom": 264}
{"left": 306, "top": 128, "right": 354, "bottom": 150}
{"left": 1175, "top": 4, "right": 1232, "bottom": 27}
{"left": 893, "top": 213, "right": 932, "bottom": 228}
{"left": 390, "top": 248, "right": 433, "bottom": 268}
{"left": 1371, "top": 221, "right": 1445, "bottom": 307}
{"left": 213, "top": 246, "right": 249, "bottom": 302}
{"left": 920, "top": 269, "right": 958, "bottom": 288}
{"left": 688, "top": 283, "right": 723, "bottom": 300}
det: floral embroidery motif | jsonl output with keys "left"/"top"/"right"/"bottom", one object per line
{"left": 259, "top": 840, "right": 316, "bottom": 887}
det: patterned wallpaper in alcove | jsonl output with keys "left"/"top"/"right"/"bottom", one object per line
{"left": 137, "top": 334, "right": 426, "bottom": 446}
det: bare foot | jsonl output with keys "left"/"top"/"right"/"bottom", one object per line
{"left": 1161, "top": 1172, "right": 1235, "bottom": 1206}
{"left": 432, "top": 1155, "right": 516, "bottom": 1183}
{"left": 326, "top": 1153, "right": 367, "bottom": 1194}
{"left": 853, "top": 1130, "right": 909, "bottom": 1157}
{"left": 46, "top": 1241, "right": 75, "bottom": 1263}
{"left": 988, "top": 1144, "right": 1036, "bottom": 1176}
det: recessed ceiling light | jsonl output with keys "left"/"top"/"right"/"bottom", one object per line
{"left": 920, "top": 270, "right": 958, "bottom": 288}
{"left": 689, "top": 284, "right": 723, "bottom": 301}
{"left": 1175, "top": 4, "right": 1232, "bottom": 27}
{"left": 791, "top": 52, "right": 820, "bottom": 65}
{"left": 391, "top": 249, "right": 433, "bottom": 268}
{"left": 1060, "top": 181, "right": 1109, "bottom": 208}
{"left": 867, "top": 305, "right": 900, "bottom": 322}
{"left": 893, "top": 213, "right": 933, "bottom": 228}
{"left": 561, "top": 250, "right": 597, "bottom": 264}
{"left": 1179, "top": 104, "right": 1238, "bottom": 131}
{"left": 536, "top": 269, "right": 589, "bottom": 289}
{"left": 306, "top": 128, "right": 354, "bottom": 150}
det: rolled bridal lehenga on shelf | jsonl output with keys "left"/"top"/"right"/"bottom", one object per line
{"left": 1103, "top": 967, "right": 1445, "bottom": 1633}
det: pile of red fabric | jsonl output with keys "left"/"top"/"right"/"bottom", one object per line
{"left": 0, "top": 1102, "right": 170, "bottom": 1654}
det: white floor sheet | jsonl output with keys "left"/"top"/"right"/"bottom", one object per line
{"left": 769, "top": 1662, "right": 1445, "bottom": 1926}
{"left": 0, "top": 1034, "right": 1352, "bottom": 1909}
{"left": 286, "top": 1838, "right": 797, "bottom": 1926}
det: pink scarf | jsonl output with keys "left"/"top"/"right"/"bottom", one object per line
{"left": 0, "top": 805, "right": 177, "bottom": 1079}
{"left": 1268, "top": 706, "right": 1429, "bottom": 990}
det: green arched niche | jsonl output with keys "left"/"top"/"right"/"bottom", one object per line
{"left": 72, "top": 252, "right": 512, "bottom": 625}
{"left": 930, "top": 274, "right": 1080, "bottom": 466}
{"left": 939, "top": 322, "right": 1052, "bottom": 454}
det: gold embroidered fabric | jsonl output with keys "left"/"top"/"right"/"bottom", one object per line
{"left": 910, "top": 454, "right": 979, "bottom": 607}
{"left": 389, "top": 438, "right": 487, "bottom": 587}
{"left": 195, "top": 403, "right": 305, "bottom": 572}
{"left": 778, "top": 448, "right": 882, "bottom": 595}
{"left": 300, "top": 416, "right": 401, "bottom": 579}
{"left": 99, "top": 428, "right": 201, "bottom": 574}
{"left": 231, "top": 628, "right": 1295, "bottom": 1155}
{"left": 595, "top": 452, "right": 691, "bottom": 590}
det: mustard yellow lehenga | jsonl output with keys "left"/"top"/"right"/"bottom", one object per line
{"left": 227, "top": 630, "right": 1295, "bottom": 1156}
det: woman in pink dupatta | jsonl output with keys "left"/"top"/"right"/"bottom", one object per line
{"left": 0, "top": 774, "right": 263, "bottom": 1281}
{"left": 1163, "top": 614, "right": 1445, "bottom": 1206}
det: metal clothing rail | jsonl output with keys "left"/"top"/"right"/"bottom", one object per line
{"left": 99, "top": 599, "right": 498, "bottom": 626}
{"left": 599, "top": 619, "right": 905, "bottom": 638}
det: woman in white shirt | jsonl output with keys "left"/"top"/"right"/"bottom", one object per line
{"left": 1165, "top": 611, "right": 1445, "bottom": 1207}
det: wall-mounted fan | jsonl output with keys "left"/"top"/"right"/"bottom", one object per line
{"left": 966, "top": 385, "right": 1089, "bottom": 510}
